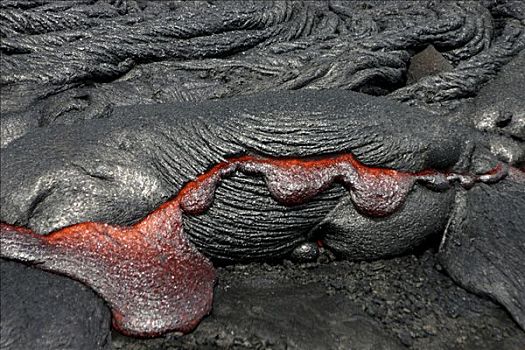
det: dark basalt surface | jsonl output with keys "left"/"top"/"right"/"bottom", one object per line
{"left": 453, "top": 51, "right": 525, "bottom": 165}
{"left": 0, "top": 259, "right": 111, "bottom": 350}
{"left": 0, "top": 90, "right": 469, "bottom": 236}
{"left": 2, "top": 143, "right": 510, "bottom": 336}
{"left": 439, "top": 170, "right": 525, "bottom": 329}
{"left": 112, "top": 250, "right": 525, "bottom": 350}
{"left": 1, "top": 0, "right": 524, "bottom": 146}
{"left": 3, "top": 91, "right": 523, "bottom": 344}
{"left": 1, "top": 0, "right": 524, "bottom": 349}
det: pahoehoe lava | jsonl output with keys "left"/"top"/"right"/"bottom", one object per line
{"left": 1, "top": 89, "right": 524, "bottom": 338}
{"left": 0, "top": 152, "right": 510, "bottom": 336}
{"left": 1, "top": 1, "right": 525, "bottom": 348}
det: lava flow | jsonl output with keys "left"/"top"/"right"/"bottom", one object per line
{"left": 0, "top": 153, "right": 508, "bottom": 336}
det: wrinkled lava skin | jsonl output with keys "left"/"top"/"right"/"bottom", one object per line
{"left": 0, "top": 260, "right": 111, "bottom": 350}
{"left": 1, "top": 1, "right": 525, "bottom": 348}
{"left": 0, "top": 153, "right": 507, "bottom": 335}
{"left": 1, "top": 90, "right": 524, "bottom": 337}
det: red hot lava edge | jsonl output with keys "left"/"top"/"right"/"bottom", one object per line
{"left": 0, "top": 154, "right": 510, "bottom": 337}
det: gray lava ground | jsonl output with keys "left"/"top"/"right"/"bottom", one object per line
{"left": 113, "top": 248, "right": 525, "bottom": 350}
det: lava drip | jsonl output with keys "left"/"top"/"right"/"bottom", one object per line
{"left": 0, "top": 153, "right": 508, "bottom": 336}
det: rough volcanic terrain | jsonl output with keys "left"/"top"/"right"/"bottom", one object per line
{"left": 1, "top": 1, "right": 524, "bottom": 349}
{"left": 112, "top": 249, "right": 525, "bottom": 350}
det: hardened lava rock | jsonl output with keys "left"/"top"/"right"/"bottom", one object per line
{"left": 1, "top": 1, "right": 524, "bottom": 349}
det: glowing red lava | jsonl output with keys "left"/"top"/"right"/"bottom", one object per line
{"left": 0, "top": 153, "right": 508, "bottom": 336}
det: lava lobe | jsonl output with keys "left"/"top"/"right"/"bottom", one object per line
{"left": 0, "top": 153, "right": 507, "bottom": 336}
